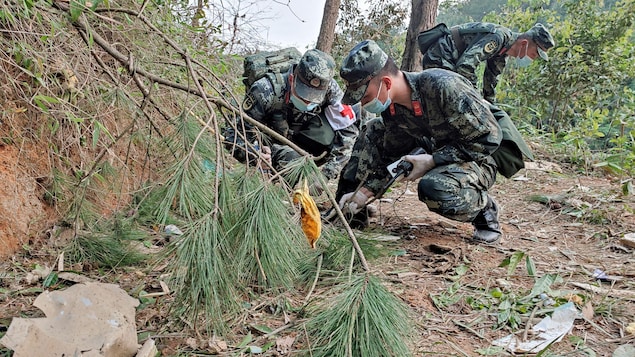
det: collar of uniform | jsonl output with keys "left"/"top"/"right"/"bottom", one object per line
{"left": 402, "top": 72, "right": 419, "bottom": 101}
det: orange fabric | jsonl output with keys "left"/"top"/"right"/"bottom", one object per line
{"left": 292, "top": 180, "right": 322, "bottom": 249}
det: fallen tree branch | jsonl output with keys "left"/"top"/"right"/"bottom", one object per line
{"left": 570, "top": 282, "right": 635, "bottom": 300}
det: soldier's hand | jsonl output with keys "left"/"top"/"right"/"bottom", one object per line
{"left": 258, "top": 145, "right": 272, "bottom": 172}
{"left": 338, "top": 189, "right": 371, "bottom": 215}
{"left": 402, "top": 153, "right": 435, "bottom": 181}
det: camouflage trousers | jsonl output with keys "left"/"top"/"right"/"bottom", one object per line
{"left": 337, "top": 118, "right": 498, "bottom": 223}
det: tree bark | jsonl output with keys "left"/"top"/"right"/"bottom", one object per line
{"left": 401, "top": 0, "right": 439, "bottom": 72}
{"left": 316, "top": 0, "right": 341, "bottom": 53}
{"left": 192, "top": 0, "right": 203, "bottom": 28}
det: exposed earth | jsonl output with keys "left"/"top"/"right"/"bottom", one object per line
{"left": 1, "top": 154, "right": 634, "bottom": 356}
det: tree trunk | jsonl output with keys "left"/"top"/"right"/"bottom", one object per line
{"left": 192, "top": 0, "right": 203, "bottom": 28}
{"left": 316, "top": 0, "right": 341, "bottom": 53}
{"left": 401, "top": 0, "right": 439, "bottom": 72}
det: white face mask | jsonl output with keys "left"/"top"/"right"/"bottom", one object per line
{"left": 290, "top": 93, "right": 318, "bottom": 112}
{"left": 515, "top": 42, "right": 533, "bottom": 68}
{"left": 289, "top": 75, "right": 319, "bottom": 112}
{"left": 362, "top": 80, "right": 391, "bottom": 114}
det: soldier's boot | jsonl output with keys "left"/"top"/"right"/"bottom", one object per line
{"left": 471, "top": 195, "right": 502, "bottom": 244}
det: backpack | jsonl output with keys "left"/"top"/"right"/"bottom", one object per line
{"left": 242, "top": 47, "right": 302, "bottom": 95}
{"left": 417, "top": 23, "right": 451, "bottom": 54}
{"left": 417, "top": 23, "right": 497, "bottom": 55}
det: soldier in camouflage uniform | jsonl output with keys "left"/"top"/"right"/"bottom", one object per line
{"left": 225, "top": 49, "right": 358, "bottom": 189}
{"left": 334, "top": 40, "right": 504, "bottom": 244}
{"left": 420, "top": 22, "right": 555, "bottom": 103}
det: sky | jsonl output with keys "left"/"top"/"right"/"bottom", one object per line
{"left": 259, "top": 0, "right": 327, "bottom": 50}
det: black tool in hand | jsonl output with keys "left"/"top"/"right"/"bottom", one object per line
{"left": 372, "top": 147, "right": 427, "bottom": 200}
{"left": 390, "top": 147, "right": 427, "bottom": 179}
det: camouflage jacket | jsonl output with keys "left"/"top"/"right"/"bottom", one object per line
{"left": 422, "top": 22, "right": 516, "bottom": 103}
{"left": 224, "top": 67, "right": 358, "bottom": 179}
{"left": 361, "top": 69, "right": 502, "bottom": 193}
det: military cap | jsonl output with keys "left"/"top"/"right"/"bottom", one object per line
{"left": 526, "top": 23, "right": 555, "bottom": 60}
{"left": 294, "top": 49, "right": 335, "bottom": 103}
{"left": 339, "top": 40, "right": 388, "bottom": 105}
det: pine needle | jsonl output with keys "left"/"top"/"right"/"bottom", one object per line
{"left": 228, "top": 175, "right": 307, "bottom": 289}
{"left": 168, "top": 214, "right": 241, "bottom": 335}
{"left": 304, "top": 273, "right": 414, "bottom": 357}
{"left": 154, "top": 117, "right": 219, "bottom": 222}
{"left": 298, "top": 227, "right": 390, "bottom": 288}
{"left": 275, "top": 155, "right": 322, "bottom": 191}
{"left": 65, "top": 216, "right": 147, "bottom": 268}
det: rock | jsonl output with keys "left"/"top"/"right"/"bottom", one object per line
{"left": 136, "top": 339, "right": 158, "bottom": 357}
{"left": 0, "top": 282, "right": 140, "bottom": 356}
{"left": 619, "top": 233, "right": 635, "bottom": 249}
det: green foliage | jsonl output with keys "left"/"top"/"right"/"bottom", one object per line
{"left": 153, "top": 149, "right": 313, "bottom": 331}
{"left": 433, "top": 253, "right": 569, "bottom": 330}
{"left": 499, "top": 250, "right": 536, "bottom": 277}
{"left": 304, "top": 273, "right": 413, "bottom": 357}
{"left": 0, "top": 0, "right": 36, "bottom": 24}
{"left": 430, "top": 264, "right": 470, "bottom": 309}
{"left": 65, "top": 216, "right": 147, "bottom": 268}
{"left": 298, "top": 228, "right": 356, "bottom": 286}
{"left": 438, "top": 0, "right": 509, "bottom": 24}
{"left": 167, "top": 212, "right": 241, "bottom": 335}
{"left": 153, "top": 117, "right": 218, "bottom": 223}
{"left": 228, "top": 175, "right": 307, "bottom": 289}
{"left": 333, "top": 0, "right": 408, "bottom": 63}
{"left": 298, "top": 226, "right": 393, "bottom": 288}
{"left": 487, "top": 0, "right": 635, "bottom": 176}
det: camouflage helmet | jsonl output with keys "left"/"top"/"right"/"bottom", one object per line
{"left": 339, "top": 40, "right": 388, "bottom": 105}
{"left": 294, "top": 49, "right": 335, "bottom": 103}
{"left": 526, "top": 23, "right": 555, "bottom": 60}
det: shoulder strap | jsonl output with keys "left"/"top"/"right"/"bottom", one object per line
{"left": 263, "top": 72, "right": 287, "bottom": 112}
{"left": 451, "top": 27, "right": 467, "bottom": 54}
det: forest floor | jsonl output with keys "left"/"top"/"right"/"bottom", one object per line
{"left": 1, "top": 159, "right": 634, "bottom": 356}
{"left": 369, "top": 161, "right": 635, "bottom": 356}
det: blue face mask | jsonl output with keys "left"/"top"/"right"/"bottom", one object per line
{"left": 290, "top": 93, "right": 318, "bottom": 112}
{"left": 515, "top": 43, "right": 533, "bottom": 68}
{"left": 362, "top": 81, "right": 391, "bottom": 114}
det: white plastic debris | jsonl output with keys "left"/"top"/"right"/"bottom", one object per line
{"left": 613, "top": 344, "right": 635, "bottom": 357}
{"left": 0, "top": 282, "right": 140, "bottom": 356}
{"left": 164, "top": 224, "right": 183, "bottom": 235}
{"left": 492, "top": 302, "right": 580, "bottom": 354}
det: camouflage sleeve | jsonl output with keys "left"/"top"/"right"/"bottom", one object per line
{"left": 428, "top": 72, "right": 502, "bottom": 165}
{"left": 325, "top": 79, "right": 344, "bottom": 105}
{"left": 320, "top": 122, "right": 359, "bottom": 180}
{"left": 320, "top": 80, "right": 355, "bottom": 180}
{"left": 350, "top": 118, "right": 395, "bottom": 195}
{"left": 361, "top": 120, "right": 421, "bottom": 194}
{"left": 455, "top": 33, "right": 504, "bottom": 88}
{"left": 224, "top": 80, "right": 272, "bottom": 163}
{"left": 482, "top": 56, "right": 506, "bottom": 103}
